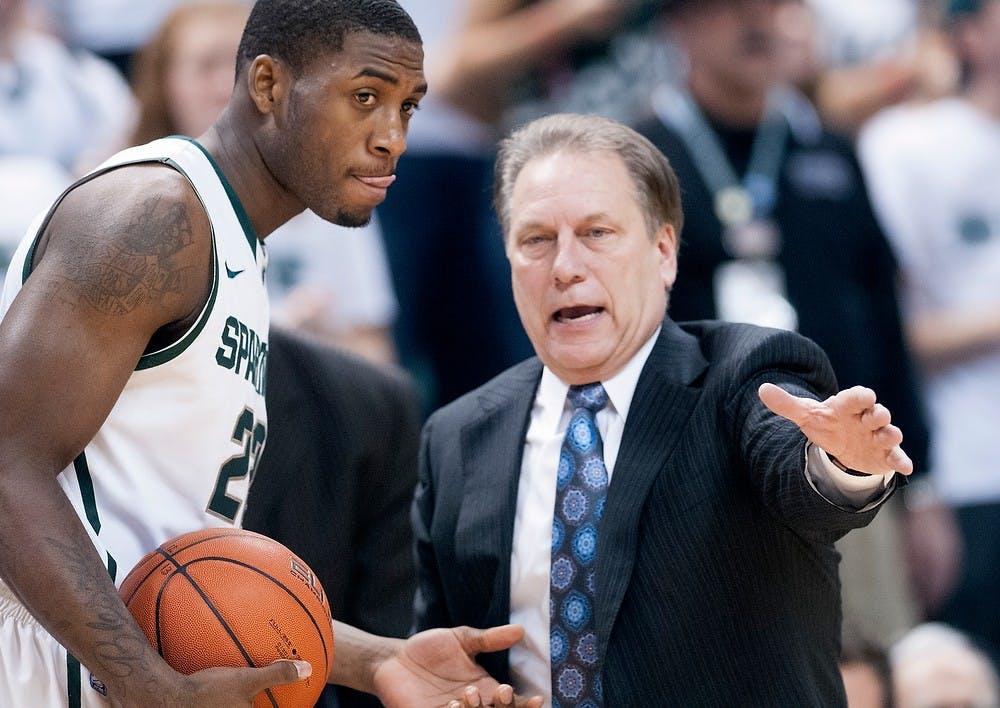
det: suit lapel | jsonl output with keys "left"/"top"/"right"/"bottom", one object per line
{"left": 456, "top": 359, "right": 542, "bottom": 626}
{"left": 596, "top": 320, "right": 707, "bottom": 646}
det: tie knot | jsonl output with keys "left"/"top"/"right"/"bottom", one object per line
{"left": 567, "top": 382, "right": 608, "bottom": 413}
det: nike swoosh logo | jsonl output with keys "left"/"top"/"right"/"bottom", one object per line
{"left": 225, "top": 263, "right": 245, "bottom": 278}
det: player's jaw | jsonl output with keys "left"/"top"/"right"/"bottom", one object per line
{"left": 309, "top": 163, "right": 396, "bottom": 227}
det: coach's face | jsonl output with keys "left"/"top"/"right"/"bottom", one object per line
{"left": 256, "top": 31, "right": 426, "bottom": 227}
{"left": 506, "top": 150, "right": 677, "bottom": 385}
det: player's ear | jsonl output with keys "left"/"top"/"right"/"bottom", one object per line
{"left": 246, "top": 55, "right": 289, "bottom": 115}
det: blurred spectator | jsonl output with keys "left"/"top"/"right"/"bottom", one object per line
{"left": 0, "top": 155, "right": 71, "bottom": 280}
{"left": 840, "top": 636, "right": 894, "bottom": 708}
{"left": 858, "top": 0, "right": 1000, "bottom": 661}
{"left": 805, "top": 0, "right": 959, "bottom": 133}
{"left": 891, "top": 623, "right": 1000, "bottom": 708}
{"left": 634, "top": 0, "right": 931, "bottom": 644}
{"left": 0, "top": 0, "right": 135, "bottom": 173}
{"left": 130, "top": 0, "right": 250, "bottom": 145}
{"left": 130, "top": 0, "right": 399, "bottom": 363}
{"left": 244, "top": 327, "right": 420, "bottom": 708}
{"left": 501, "top": 0, "right": 678, "bottom": 128}
{"left": 31, "top": 0, "right": 203, "bottom": 78}
{"left": 265, "top": 212, "right": 399, "bottom": 365}
{"left": 773, "top": 0, "right": 825, "bottom": 89}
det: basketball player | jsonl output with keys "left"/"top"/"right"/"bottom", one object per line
{"left": 0, "top": 1, "right": 538, "bottom": 706}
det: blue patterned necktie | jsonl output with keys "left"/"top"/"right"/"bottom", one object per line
{"left": 550, "top": 383, "right": 608, "bottom": 708}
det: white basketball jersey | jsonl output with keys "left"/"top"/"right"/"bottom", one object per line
{"left": 0, "top": 137, "right": 269, "bottom": 584}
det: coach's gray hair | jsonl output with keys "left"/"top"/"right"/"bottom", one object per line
{"left": 493, "top": 113, "right": 684, "bottom": 239}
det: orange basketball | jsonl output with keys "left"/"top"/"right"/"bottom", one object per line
{"left": 119, "top": 528, "right": 334, "bottom": 708}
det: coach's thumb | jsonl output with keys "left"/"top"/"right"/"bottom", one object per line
{"left": 459, "top": 624, "right": 526, "bottom": 656}
{"left": 758, "top": 382, "right": 811, "bottom": 425}
{"left": 262, "top": 659, "right": 312, "bottom": 687}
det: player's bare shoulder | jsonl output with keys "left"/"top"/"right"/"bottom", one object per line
{"left": 34, "top": 163, "right": 214, "bottom": 327}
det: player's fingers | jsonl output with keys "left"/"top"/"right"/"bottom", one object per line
{"left": 860, "top": 403, "right": 891, "bottom": 430}
{"left": 252, "top": 660, "right": 311, "bottom": 692}
{"left": 455, "top": 624, "right": 525, "bottom": 656}
{"left": 758, "top": 383, "right": 817, "bottom": 425}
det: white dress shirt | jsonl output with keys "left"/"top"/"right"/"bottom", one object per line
{"left": 508, "top": 327, "right": 891, "bottom": 698}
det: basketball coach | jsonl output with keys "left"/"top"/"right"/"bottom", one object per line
{"left": 412, "top": 114, "right": 909, "bottom": 706}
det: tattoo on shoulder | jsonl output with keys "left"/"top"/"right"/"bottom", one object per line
{"left": 75, "top": 195, "right": 202, "bottom": 316}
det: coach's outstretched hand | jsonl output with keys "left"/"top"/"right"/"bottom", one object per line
{"left": 759, "top": 383, "right": 913, "bottom": 476}
{"left": 372, "top": 624, "right": 543, "bottom": 708}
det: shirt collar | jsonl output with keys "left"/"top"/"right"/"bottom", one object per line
{"left": 535, "top": 325, "right": 661, "bottom": 433}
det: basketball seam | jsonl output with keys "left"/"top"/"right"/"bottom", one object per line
{"left": 154, "top": 552, "right": 330, "bottom": 692}
{"left": 129, "top": 531, "right": 329, "bottom": 708}
{"left": 182, "top": 556, "right": 333, "bottom": 668}
{"left": 121, "top": 556, "right": 175, "bottom": 606}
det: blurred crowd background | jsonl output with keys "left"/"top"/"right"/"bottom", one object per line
{"left": 3, "top": 0, "right": 1000, "bottom": 705}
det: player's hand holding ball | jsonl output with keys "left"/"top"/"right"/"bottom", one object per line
{"left": 118, "top": 528, "right": 334, "bottom": 707}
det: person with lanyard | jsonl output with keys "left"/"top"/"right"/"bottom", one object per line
{"left": 633, "top": 0, "right": 934, "bottom": 645}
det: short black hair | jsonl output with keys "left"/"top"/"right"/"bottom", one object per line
{"left": 237, "top": 0, "right": 422, "bottom": 75}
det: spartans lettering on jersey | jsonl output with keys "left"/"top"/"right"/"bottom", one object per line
{"left": 215, "top": 316, "right": 267, "bottom": 395}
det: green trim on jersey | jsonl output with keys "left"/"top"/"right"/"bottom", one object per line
{"left": 136, "top": 203, "right": 219, "bottom": 371}
{"left": 174, "top": 136, "right": 260, "bottom": 259}
{"left": 67, "top": 653, "right": 82, "bottom": 708}
{"left": 20, "top": 230, "right": 40, "bottom": 285}
{"left": 73, "top": 453, "right": 101, "bottom": 534}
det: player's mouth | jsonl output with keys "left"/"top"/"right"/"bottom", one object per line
{"left": 355, "top": 174, "right": 396, "bottom": 188}
{"left": 351, "top": 173, "right": 396, "bottom": 204}
{"left": 553, "top": 305, "right": 604, "bottom": 324}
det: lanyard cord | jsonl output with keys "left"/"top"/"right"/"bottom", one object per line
{"left": 652, "top": 84, "right": 790, "bottom": 227}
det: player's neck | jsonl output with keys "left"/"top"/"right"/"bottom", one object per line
{"left": 200, "top": 114, "right": 306, "bottom": 240}
{"left": 687, "top": 70, "right": 768, "bottom": 128}
{"left": 964, "top": 75, "right": 1000, "bottom": 121}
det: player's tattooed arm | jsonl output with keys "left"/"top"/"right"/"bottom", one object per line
{"left": 34, "top": 163, "right": 214, "bottom": 330}
{"left": 0, "top": 163, "right": 220, "bottom": 707}
{"left": 73, "top": 195, "right": 197, "bottom": 317}
{"left": 41, "top": 534, "right": 166, "bottom": 694}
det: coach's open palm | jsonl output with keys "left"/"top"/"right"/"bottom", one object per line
{"left": 759, "top": 383, "right": 913, "bottom": 476}
{"left": 373, "top": 625, "right": 543, "bottom": 708}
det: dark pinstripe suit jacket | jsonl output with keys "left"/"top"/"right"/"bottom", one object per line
{"left": 244, "top": 327, "right": 420, "bottom": 708}
{"left": 413, "top": 318, "right": 892, "bottom": 706}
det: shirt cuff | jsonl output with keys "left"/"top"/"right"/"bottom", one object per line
{"left": 804, "top": 443, "right": 895, "bottom": 512}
